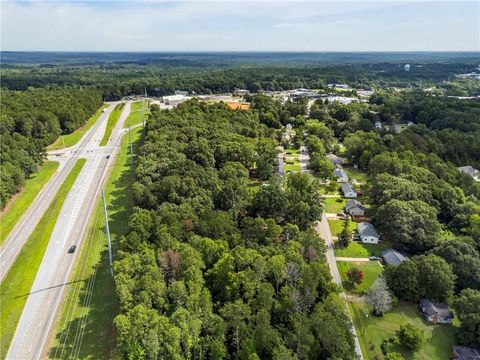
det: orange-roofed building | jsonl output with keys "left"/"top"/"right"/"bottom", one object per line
{"left": 227, "top": 102, "right": 250, "bottom": 110}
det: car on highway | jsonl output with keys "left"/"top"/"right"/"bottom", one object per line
{"left": 68, "top": 245, "right": 76, "bottom": 254}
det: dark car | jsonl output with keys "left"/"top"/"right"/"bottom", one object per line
{"left": 68, "top": 245, "right": 76, "bottom": 254}
{"left": 106, "top": 155, "right": 110, "bottom": 159}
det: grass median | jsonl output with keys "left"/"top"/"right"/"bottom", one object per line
{"left": 48, "top": 127, "right": 144, "bottom": 359}
{"left": 0, "top": 158, "right": 86, "bottom": 359}
{"left": 100, "top": 103, "right": 124, "bottom": 146}
{"left": 48, "top": 105, "right": 107, "bottom": 150}
{"left": 0, "top": 161, "right": 59, "bottom": 245}
{"left": 124, "top": 100, "right": 149, "bottom": 128}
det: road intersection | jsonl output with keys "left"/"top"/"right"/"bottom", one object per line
{"left": 5, "top": 102, "right": 132, "bottom": 359}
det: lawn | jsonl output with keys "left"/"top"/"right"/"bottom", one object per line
{"left": 123, "top": 100, "right": 149, "bottom": 128}
{"left": 284, "top": 162, "right": 301, "bottom": 173}
{"left": 324, "top": 197, "right": 347, "bottom": 213}
{"left": 350, "top": 301, "right": 455, "bottom": 360}
{"left": 319, "top": 181, "right": 340, "bottom": 195}
{"left": 343, "top": 167, "right": 368, "bottom": 183}
{"left": 337, "top": 260, "right": 383, "bottom": 293}
{"left": 335, "top": 241, "right": 388, "bottom": 258}
{"left": 48, "top": 105, "right": 107, "bottom": 150}
{"left": 328, "top": 218, "right": 357, "bottom": 236}
{"left": 0, "top": 159, "right": 86, "bottom": 360}
{"left": 0, "top": 161, "right": 59, "bottom": 245}
{"left": 100, "top": 103, "right": 124, "bottom": 146}
{"left": 48, "top": 127, "right": 144, "bottom": 359}
{"left": 284, "top": 146, "right": 300, "bottom": 155}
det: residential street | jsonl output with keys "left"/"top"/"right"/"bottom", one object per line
{"left": 6, "top": 102, "right": 132, "bottom": 360}
{"left": 316, "top": 213, "right": 364, "bottom": 359}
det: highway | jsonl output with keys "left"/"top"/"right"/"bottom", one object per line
{"left": 5, "top": 101, "right": 132, "bottom": 360}
{"left": 0, "top": 103, "right": 117, "bottom": 282}
{"left": 316, "top": 213, "right": 364, "bottom": 360}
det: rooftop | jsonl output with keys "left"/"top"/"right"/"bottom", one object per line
{"left": 420, "top": 299, "right": 453, "bottom": 319}
{"left": 357, "top": 222, "right": 378, "bottom": 238}
{"left": 382, "top": 249, "right": 407, "bottom": 266}
{"left": 345, "top": 199, "right": 364, "bottom": 211}
{"left": 340, "top": 182, "right": 356, "bottom": 194}
{"left": 453, "top": 346, "right": 480, "bottom": 360}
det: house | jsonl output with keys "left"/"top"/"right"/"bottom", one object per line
{"left": 382, "top": 249, "right": 408, "bottom": 266}
{"left": 458, "top": 166, "right": 480, "bottom": 181}
{"left": 453, "top": 346, "right": 480, "bottom": 360}
{"left": 326, "top": 154, "right": 345, "bottom": 166}
{"left": 419, "top": 299, "right": 453, "bottom": 324}
{"left": 334, "top": 168, "right": 349, "bottom": 183}
{"left": 357, "top": 222, "right": 379, "bottom": 243}
{"left": 340, "top": 183, "right": 357, "bottom": 198}
{"left": 344, "top": 199, "right": 365, "bottom": 217}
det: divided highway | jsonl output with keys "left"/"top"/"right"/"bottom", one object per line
{"left": 4, "top": 102, "right": 132, "bottom": 359}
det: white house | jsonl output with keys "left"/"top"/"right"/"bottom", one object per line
{"left": 344, "top": 199, "right": 365, "bottom": 217}
{"left": 458, "top": 166, "right": 480, "bottom": 181}
{"left": 340, "top": 183, "right": 357, "bottom": 198}
{"left": 334, "top": 168, "right": 349, "bottom": 183}
{"left": 357, "top": 222, "right": 379, "bottom": 243}
{"left": 163, "top": 95, "right": 188, "bottom": 106}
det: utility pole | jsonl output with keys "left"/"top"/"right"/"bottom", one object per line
{"left": 142, "top": 87, "right": 147, "bottom": 127}
{"left": 102, "top": 189, "right": 114, "bottom": 277}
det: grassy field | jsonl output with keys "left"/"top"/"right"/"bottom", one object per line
{"left": 335, "top": 241, "right": 388, "bottom": 258}
{"left": 48, "top": 127, "right": 144, "bottom": 359}
{"left": 350, "top": 301, "right": 455, "bottom": 360}
{"left": 343, "top": 167, "right": 368, "bottom": 183}
{"left": 100, "top": 103, "right": 124, "bottom": 146}
{"left": 328, "top": 218, "right": 357, "bottom": 236}
{"left": 48, "top": 105, "right": 107, "bottom": 150}
{"left": 0, "top": 159, "right": 86, "bottom": 359}
{"left": 123, "top": 100, "right": 149, "bottom": 128}
{"left": 0, "top": 161, "right": 59, "bottom": 245}
{"left": 337, "top": 260, "right": 383, "bottom": 293}
{"left": 324, "top": 197, "right": 347, "bottom": 213}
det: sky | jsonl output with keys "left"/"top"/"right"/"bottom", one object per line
{"left": 1, "top": 0, "right": 479, "bottom": 52}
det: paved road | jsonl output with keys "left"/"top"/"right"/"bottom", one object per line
{"left": 6, "top": 102, "right": 132, "bottom": 360}
{"left": 0, "top": 103, "right": 118, "bottom": 282}
{"left": 316, "top": 213, "right": 364, "bottom": 360}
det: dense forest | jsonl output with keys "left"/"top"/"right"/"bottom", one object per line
{"left": 2, "top": 60, "right": 479, "bottom": 100}
{"left": 0, "top": 88, "right": 102, "bottom": 208}
{"left": 113, "top": 100, "right": 356, "bottom": 359}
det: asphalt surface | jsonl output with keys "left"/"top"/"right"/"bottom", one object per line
{"left": 316, "top": 213, "right": 364, "bottom": 360}
{"left": 0, "top": 103, "right": 118, "bottom": 282}
{"left": 5, "top": 101, "right": 132, "bottom": 360}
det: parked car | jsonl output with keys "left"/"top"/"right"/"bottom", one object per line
{"left": 68, "top": 245, "right": 77, "bottom": 254}
{"left": 369, "top": 256, "right": 381, "bottom": 261}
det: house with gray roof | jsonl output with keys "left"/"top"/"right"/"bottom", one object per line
{"left": 458, "top": 166, "right": 480, "bottom": 181}
{"left": 453, "top": 346, "right": 480, "bottom": 360}
{"left": 344, "top": 199, "right": 365, "bottom": 217}
{"left": 326, "top": 154, "right": 345, "bottom": 166}
{"left": 382, "top": 249, "right": 407, "bottom": 266}
{"left": 333, "top": 168, "right": 349, "bottom": 182}
{"left": 419, "top": 299, "right": 453, "bottom": 324}
{"left": 357, "top": 222, "right": 379, "bottom": 243}
{"left": 340, "top": 183, "right": 357, "bottom": 198}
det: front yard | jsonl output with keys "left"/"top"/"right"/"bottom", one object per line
{"left": 324, "top": 197, "right": 347, "bottom": 213}
{"left": 328, "top": 218, "right": 357, "bottom": 236}
{"left": 350, "top": 301, "right": 455, "bottom": 360}
{"left": 337, "top": 260, "right": 383, "bottom": 293}
{"left": 335, "top": 241, "right": 389, "bottom": 258}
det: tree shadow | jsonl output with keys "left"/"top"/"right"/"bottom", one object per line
{"left": 49, "top": 129, "right": 144, "bottom": 359}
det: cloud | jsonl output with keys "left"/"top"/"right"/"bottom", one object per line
{"left": 1, "top": 0, "right": 479, "bottom": 51}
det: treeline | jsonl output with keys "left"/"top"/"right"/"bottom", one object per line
{"left": 2, "top": 62, "right": 477, "bottom": 100}
{"left": 114, "top": 100, "right": 356, "bottom": 359}
{"left": 0, "top": 88, "right": 102, "bottom": 208}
